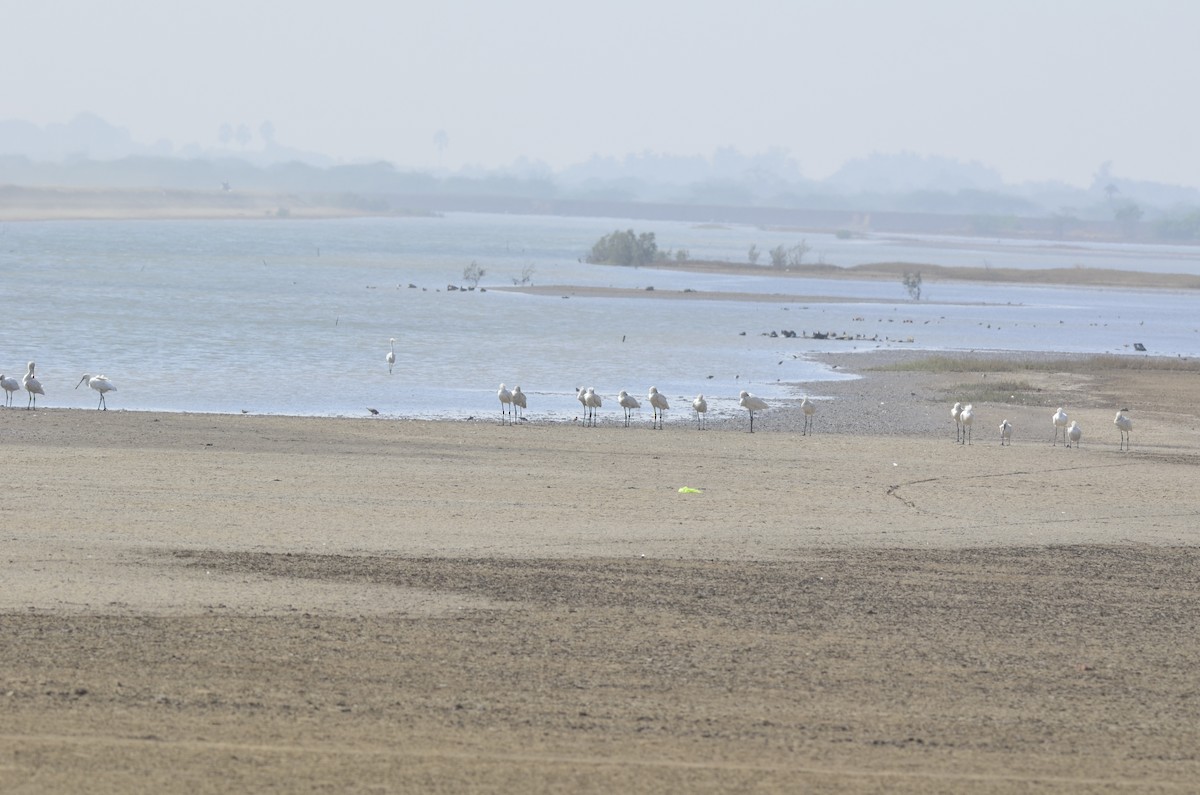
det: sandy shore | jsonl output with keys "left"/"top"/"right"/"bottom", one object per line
{"left": 3, "top": 356, "right": 1200, "bottom": 793}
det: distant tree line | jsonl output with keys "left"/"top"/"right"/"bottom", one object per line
{"left": 1156, "top": 210, "right": 1200, "bottom": 240}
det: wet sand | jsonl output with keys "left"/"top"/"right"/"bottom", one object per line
{"left": 3, "top": 357, "right": 1200, "bottom": 793}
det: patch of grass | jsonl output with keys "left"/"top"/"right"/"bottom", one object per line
{"left": 946, "top": 380, "right": 1041, "bottom": 405}
{"left": 877, "top": 355, "right": 1031, "bottom": 373}
{"left": 877, "top": 354, "right": 1200, "bottom": 374}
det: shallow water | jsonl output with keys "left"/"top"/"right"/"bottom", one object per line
{"left": 3, "top": 213, "right": 1198, "bottom": 419}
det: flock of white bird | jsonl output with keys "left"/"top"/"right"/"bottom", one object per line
{"left": 382, "top": 340, "right": 798, "bottom": 432}
{"left": 1, "top": 362, "right": 117, "bottom": 410}
{"left": 6, "top": 344, "right": 1139, "bottom": 449}
{"left": 952, "top": 400, "right": 1133, "bottom": 450}
{"left": 493, "top": 381, "right": 814, "bottom": 433}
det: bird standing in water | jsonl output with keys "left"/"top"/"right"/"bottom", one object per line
{"left": 618, "top": 390, "right": 640, "bottom": 427}
{"left": 511, "top": 386, "right": 527, "bottom": 420}
{"left": 648, "top": 386, "right": 669, "bottom": 430}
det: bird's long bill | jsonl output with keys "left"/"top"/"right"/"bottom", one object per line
{"left": 75, "top": 376, "right": 87, "bottom": 389}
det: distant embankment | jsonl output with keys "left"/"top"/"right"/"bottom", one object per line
{"left": 0, "top": 184, "right": 1166, "bottom": 248}
{"left": 641, "top": 258, "right": 1200, "bottom": 291}
{"left": 386, "top": 192, "right": 1123, "bottom": 242}
{"left": 0, "top": 186, "right": 427, "bottom": 221}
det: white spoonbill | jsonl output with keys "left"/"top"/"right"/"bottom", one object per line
{"left": 386, "top": 338, "right": 396, "bottom": 374}
{"left": 738, "top": 390, "right": 768, "bottom": 433}
{"left": 951, "top": 401, "right": 964, "bottom": 443}
{"left": 959, "top": 403, "right": 975, "bottom": 445}
{"left": 23, "top": 362, "right": 44, "bottom": 409}
{"left": 585, "top": 387, "right": 603, "bottom": 426}
{"left": 511, "top": 386, "right": 527, "bottom": 420}
{"left": 1052, "top": 407, "right": 1069, "bottom": 445}
{"left": 576, "top": 387, "right": 590, "bottom": 425}
{"left": 0, "top": 373, "right": 19, "bottom": 407}
{"left": 692, "top": 394, "right": 708, "bottom": 430}
{"left": 999, "top": 418, "right": 1013, "bottom": 446}
{"left": 1114, "top": 409, "right": 1132, "bottom": 451}
{"left": 801, "top": 395, "right": 816, "bottom": 435}
{"left": 76, "top": 373, "right": 117, "bottom": 410}
{"left": 617, "top": 390, "right": 640, "bottom": 427}
{"left": 497, "top": 383, "right": 513, "bottom": 425}
{"left": 648, "top": 386, "right": 669, "bottom": 430}
{"left": 1066, "top": 420, "right": 1082, "bottom": 448}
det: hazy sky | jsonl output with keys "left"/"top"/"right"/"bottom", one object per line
{"left": 4, "top": 0, "right": 1198, "bottom": 187}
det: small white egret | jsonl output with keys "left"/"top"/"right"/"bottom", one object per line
{"left": 1066, "top": 419, "right": 1082, "bottom": 448}
{"left": 801, "top": 395, "right": 816, "bottom": 435}
{"left": 648, "top": 386, "right": 669, "bottom": 430}
{"left": 76, "top": 373, "right": 117, "bottom": 410}
{"left": 23, "top": 362, "right": 44, "bottom": 409}
{"left": 951, "top": 401, "right": 964, "bottom": 443}
{"left": 999, "top": 418, "right": 1013, "bottom": 446}
{"left": 0, "top": 373, "right": 19, "bottom": 407}
{"left": 692, "top": 394, "right": 708, "bottom": 430}
{"left": 617, "top": 390, "right": 640, "bottom": 427}
{"left": 959, "top": 403, "right": 974, "bottom": 445}
{"left": 738, "top": 390, "right": 768, "bottom": 433}
{"left": 511, "top": 386, "right": 527, "bottom": 419}
{"left": 497, "top": 383, "right": 513, "bottom": 425}
{"left": 1052, "top": 407, "right": 1069, "bottom": 445}
{"left": 386, "top": 338, "right": 396, "bottom": 374}
{"left": 585, "top": 387, "right": 602, "bottom": 426}
{"left": 1114, "top": 409, "right": 1132, "bottom": 451}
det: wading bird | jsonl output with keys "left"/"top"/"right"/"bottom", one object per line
{"left": 738, "top": 390, "right": 768, "bottom": 433}
{"left": 386, "top": 338, "right": 396, "bottom": 374}
{"left": 801, "top": 395, "right": 816, "bottom": 435}
{"left": 585, "top": 387, "right": 602, "bottom": 426}
{"left": 692, "top": 394, "right": 708, "bottom": 429}
{"left": 999, "top": 418, "right": 1013, "bottom": 446}
{"left": 618, "top": 390, "right": 640, "bottom": 427}
{"left": 1066, "top": 420, "right": 1082, "bottom": 448}
{"left": 1114, "top": 409, "right": 1132, "bottom": 451}
{"left": 0, "top": 373, "right": 19, "bottom": 407}
{"left": 23, "top": 362, "right": 44, "bottom": 409}
{"left": 576, "top": 387, "right": 590, "bottom": 425}
{"left": 951, "top": 401, "right": 964, "bottom": 443}
{"left": 959, "top": 403, "right": 974, "bottom": 445}
{"left": 1052, "top": 407, "right": 1069, "bottom": 445}
{"left": 511, "top": 386, "right": 526, "bottom": 420}
{"left": 648, "top": 386, "right": 669, "bottom": 430}
{"left": 76, "top": 373, "right": 117, "bottom": 410}
{"left": 497, "top": 383, "right": 513, "bottom": 425}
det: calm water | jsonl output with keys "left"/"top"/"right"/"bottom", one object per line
{"left": 3, "top": 213, "right": 1198, "bottom": 420}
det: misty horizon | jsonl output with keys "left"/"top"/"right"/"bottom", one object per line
{"left": 4, "top": 112, "right": 1198, "bottom": 205}
{"left": 3, "top": 1, "right": 1199, "bottom": 192}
